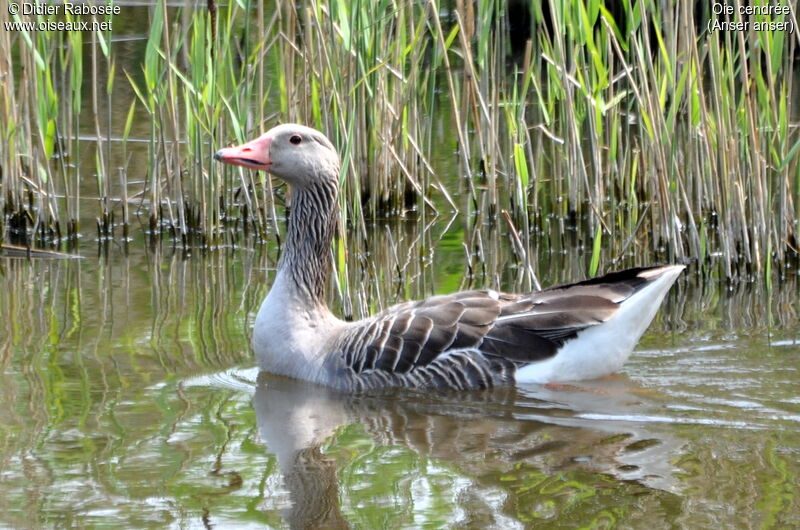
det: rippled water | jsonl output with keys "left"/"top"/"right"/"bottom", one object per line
{"left": 5, "top": 1, "right": 800, "bottom": 525}
{"left": 1, "top": 235, "right": 798, "bottom": 528}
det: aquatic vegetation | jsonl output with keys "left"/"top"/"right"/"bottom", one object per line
{"left": 0, "top": 0, "right": 798, "bottom": 280}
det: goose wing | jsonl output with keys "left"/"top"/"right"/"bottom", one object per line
{"left": 337, "top": 290, "right": 502, "bottom": 376}
{"left": 330, "top": 272, "right": 649, "bottom": 389}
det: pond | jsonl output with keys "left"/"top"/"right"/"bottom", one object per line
{"left": 1, "top": 236, "right": 798, "bottom": 528}
{"left": 3, "top": 1, "right": 800, "bottom": 527}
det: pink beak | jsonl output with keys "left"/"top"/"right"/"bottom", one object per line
{"left": 214, "top": 134, "right": 272, "bottom": 171}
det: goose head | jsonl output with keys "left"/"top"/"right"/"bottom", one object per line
{"left": 214, "top": 123, "right": 340, "bottom": 188}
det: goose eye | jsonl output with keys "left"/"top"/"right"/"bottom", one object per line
{"left": 289, "top": 134, "right": 302, "bottom": 145}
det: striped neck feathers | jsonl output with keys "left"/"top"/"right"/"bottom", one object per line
{"left": 279, "top": 178, "right": 339, "bottom": 305}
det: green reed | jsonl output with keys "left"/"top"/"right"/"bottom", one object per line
{"left": 0, "top": 0, "right": 797, "bottom": 280}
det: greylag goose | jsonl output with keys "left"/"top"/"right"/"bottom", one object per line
{"left": 215, "top": 124, "right": 684, "bottom": 392}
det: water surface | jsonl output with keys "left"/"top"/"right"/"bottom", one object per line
{"left": 1, "top": 237, "right": 798, "bottom": 528}
{"left": 3, "top": 4, "right": 800, "bottom": 525}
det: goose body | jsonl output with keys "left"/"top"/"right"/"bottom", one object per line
{"left": 215, "top": 124, "right": 684, "bottom": 392}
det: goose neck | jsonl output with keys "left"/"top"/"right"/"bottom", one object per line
{"left": 278, "top": 180, "right": 338, "bottom": 305}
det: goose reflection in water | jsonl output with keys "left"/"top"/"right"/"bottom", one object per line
{"left": 252, "top": 372, "right": 685, "bottom": 528}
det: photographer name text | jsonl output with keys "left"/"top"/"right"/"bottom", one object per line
{"left": 6, "top": 2, "right": 118, "bottom": 32}
{"left": 9, "top": 2, "right": 120, "bottom": 16}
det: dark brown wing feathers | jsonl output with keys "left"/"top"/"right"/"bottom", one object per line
{"left": 331, "top": 266, "right": 664, "bottom": 390}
